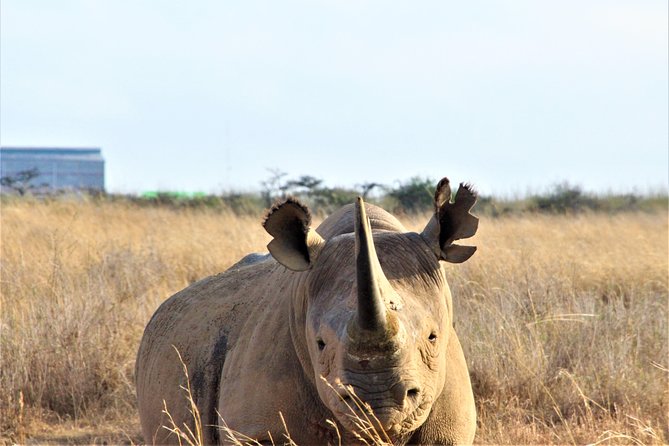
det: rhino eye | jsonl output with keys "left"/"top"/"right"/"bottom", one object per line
{"left": 428, "top": 332, "right": 438, "bottom": 343}
{"left": 317, "top": 338, "right": 326, "bottom": 350}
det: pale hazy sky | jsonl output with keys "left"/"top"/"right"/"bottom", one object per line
{"left": 1, "top": 1, "right": 667, "bottom": 195}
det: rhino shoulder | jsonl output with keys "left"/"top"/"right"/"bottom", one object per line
{"left": 135, "top": 262, "right": 275, "bottom": 444}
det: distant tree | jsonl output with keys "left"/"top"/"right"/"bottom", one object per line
{"left": 532, "top": 182, "right": 598, "bottom": 213}
{"left": 310, "top": 186, "right": 359, "bottom": 213}
{"left": 0, "top": 168, "right": 42, "bottom": 195}
{"left": 264, "top": 174, "right": 362, "bottom": 213}
{"left": 388, "top": 176, "right": 436, "bottom": 213}
{"left": 358, "top": 182, "right": 382, "bottom": 199}
{"left": 284, "top": 175, "right": 323, "bottom": 197}
{"left": 260, "top": 168, "right": 288, "bottom": 207}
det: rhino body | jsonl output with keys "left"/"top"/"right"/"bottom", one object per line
{"left": 136, "top": 178, "right": 478, "bottom": 445}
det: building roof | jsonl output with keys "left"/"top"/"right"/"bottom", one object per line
{"left": 1, "top": 147, "right": 103, "bottom": 161}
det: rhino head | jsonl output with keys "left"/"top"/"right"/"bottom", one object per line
{"left": 263, "top": 178, "right": 478, "bottom": 441}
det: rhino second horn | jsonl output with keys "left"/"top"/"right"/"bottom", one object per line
{"left": 355, "top": 197, "right": 388, "bottom": 332}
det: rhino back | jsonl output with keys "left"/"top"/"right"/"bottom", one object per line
{"left": 316, "top": 202, "right": 406, "bottom": 238}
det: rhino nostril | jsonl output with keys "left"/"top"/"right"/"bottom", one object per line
{"left": 407, "top": 388, "right": 420, "bottom": 399}
{"left": 392, "top": 383, "right": 421, "bottom": 405}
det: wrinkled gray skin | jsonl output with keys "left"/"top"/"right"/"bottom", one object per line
{"left": 136, "top": 178, "right": 478, "bottom": 445}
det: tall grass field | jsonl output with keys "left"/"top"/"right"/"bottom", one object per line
{"left": 1, "top": 198, "right": 667, "bottom": 444}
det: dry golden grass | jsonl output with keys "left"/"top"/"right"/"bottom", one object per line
{"left": 1, "top": 197, "right": 667, "bottom": 444}
{"left": 446, "top": 213, "right": 668, "bottom": 445}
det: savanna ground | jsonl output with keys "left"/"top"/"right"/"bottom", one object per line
{"left": 0, "top": 197, "right": 667, "bottom": 445}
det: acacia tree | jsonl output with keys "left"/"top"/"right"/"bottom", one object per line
{"left": 284, "top": 175, "right": 323, "bottom": 197}
{"left": 358, "top": 182, "right": 382, "bottom": 199}
{"left": 260, "top": 169, "right": 288, "bottom": 207}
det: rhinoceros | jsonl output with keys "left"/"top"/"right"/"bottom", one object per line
{"left": 135, "top": 177, "right": 479, "bottom": 445}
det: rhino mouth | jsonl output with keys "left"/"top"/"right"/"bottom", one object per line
{"left": 327, "top": 387, "right": 432, "bottom": 442}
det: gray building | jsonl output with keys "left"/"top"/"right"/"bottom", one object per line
{"left": 0, "top": 147, "right": 105, "bottom": 192}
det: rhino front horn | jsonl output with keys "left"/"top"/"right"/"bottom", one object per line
{"left": 354, "top": 197, "right": 389, "bottom": 332}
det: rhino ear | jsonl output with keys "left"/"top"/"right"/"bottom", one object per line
{"left": 421, "top": 178, "right": 479, "bottom": 263}
{"left": 263, "top": 198, "right": 325, "bottom": 271}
